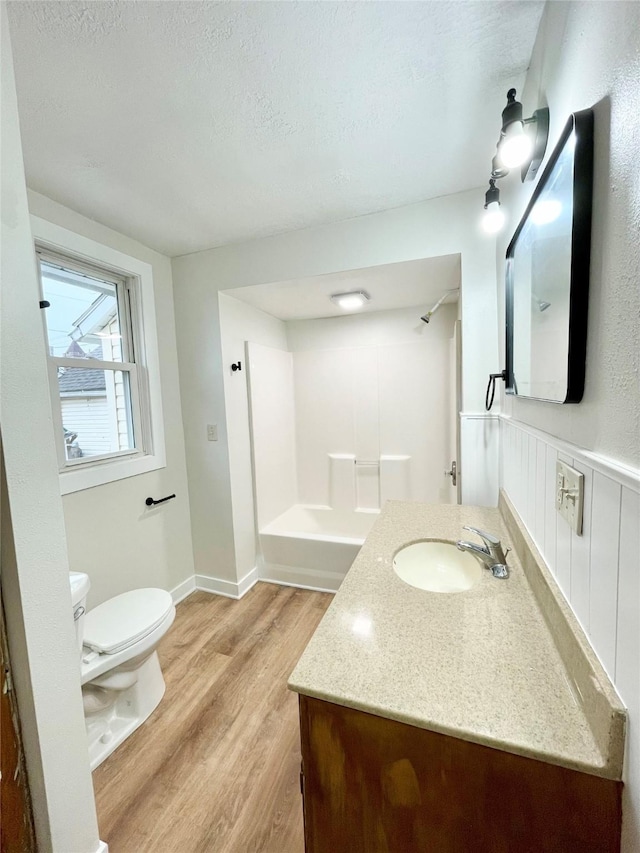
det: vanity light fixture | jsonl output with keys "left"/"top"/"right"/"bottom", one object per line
{"left": 497, "top": 89, "right": 550, "bottom": 179}
{"left": 482, "top": 180, "right": 505, "bottom": 234}
{"left": 330, "top": 291, "right": 370, "bottom": 311}
{"left": 481, "top": 88, "right": 550, "bottom": 236}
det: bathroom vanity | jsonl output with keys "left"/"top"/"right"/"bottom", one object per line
{"left": 288, "top": 499, "right": 625, "bottom": 852}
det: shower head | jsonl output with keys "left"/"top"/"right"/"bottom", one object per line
{"left": 420, "top": 288, "right": 459, "bottom": 324}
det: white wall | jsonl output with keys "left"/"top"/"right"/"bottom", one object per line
{"left": 285, "top": 302, "right": 455, "bottom": 350}
{"left": 0, "top": 8, "right": 102, "bottom": 850}
{"left": 288, "top": 305, "right": 457, "bottom": 509}
{"left": 173, "top": 188, "right": 500, "bottom": 585}
{"left": 497, "top": 4, "right": 640, "bottom": 848}
{"left": 498, "top": 1, "right": 640, "bottom": 468}
{"left": 27, "top": 191, "right": 195, "bottom": 609}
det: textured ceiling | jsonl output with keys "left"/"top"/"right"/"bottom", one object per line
{"left": 8, "top": 1, "right": 544, "bottom": 257}
{"left": 223, "top": 254, "right": 461, "bottom": 321}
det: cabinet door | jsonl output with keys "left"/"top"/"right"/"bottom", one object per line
{"left": 299, "top": 695, "right": 621, "bottom": 853}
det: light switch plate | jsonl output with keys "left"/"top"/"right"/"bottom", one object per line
{"left": 207, "top": 423, "right": 218, "bottom": 442}
{"left": 555, "top": 460, "right": 584, "bottom": 534}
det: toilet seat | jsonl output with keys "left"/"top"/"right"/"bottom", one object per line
{"left": 80, "top": 605, "right": 175, "bottom": 687}
{"left": 83, "top": 588, "right": 174, "bottom": 655}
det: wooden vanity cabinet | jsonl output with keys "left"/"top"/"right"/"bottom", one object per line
{"left": 298, "top": 695, "right": 621, "bottom": 853}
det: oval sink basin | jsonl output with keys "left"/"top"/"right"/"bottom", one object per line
{"left": 393, "top": 541, "right": 483, "bottom": 593}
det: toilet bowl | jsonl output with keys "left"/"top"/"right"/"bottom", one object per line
{"left": 69, "top": 572, "right": 175, "bottom": 770}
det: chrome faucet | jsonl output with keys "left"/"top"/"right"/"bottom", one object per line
{"left": 456, "top": 526, "right": 509, "bottom": 579}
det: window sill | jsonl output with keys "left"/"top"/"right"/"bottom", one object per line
{"left": 59, "top": 451, "right": 166, "bottom": 495}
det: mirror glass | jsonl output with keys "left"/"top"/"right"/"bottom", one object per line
{"left": 511, "top": 134, "right": 574, "bottom": 400}
{"left": 506, "top": 111, "right": 593, "bottom": 404}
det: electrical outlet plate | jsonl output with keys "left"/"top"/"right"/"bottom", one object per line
{"left": 555, "top": 460, "right": 584, "bottom": 534}
{"left": 207, "top": 423, "right": 218, "bottom": 442}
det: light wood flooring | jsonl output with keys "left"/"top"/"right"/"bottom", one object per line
{"left": 93, "top": 583, "right": 332, "bottom": 853}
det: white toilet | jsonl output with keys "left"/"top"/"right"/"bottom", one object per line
{"left": 69, "top": 572, "right": 176, "bottom": 770}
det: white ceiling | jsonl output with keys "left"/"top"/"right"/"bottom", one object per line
{"left": 222, "top": 254, "right": 461, "bottom": 321}
{"left": 7, "top": 1, "right": 544, "bottom": 257}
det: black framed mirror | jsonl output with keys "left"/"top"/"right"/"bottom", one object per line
{"left": 505, "top": 109, "right": 594, "bottom": 403}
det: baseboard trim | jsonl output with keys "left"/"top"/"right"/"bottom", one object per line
{"left": 499, "top": 414, "right": 640, "bottom": 493}
{"left": 237, "top": 566, "right": 260, "bottom": 597}
{"left": 194, "top": 566, "right": 259, "bottom": 600}
{"left": 170, "top": 575, "right": 196, "bottom": 604}
{"left": 173, "top": 564, "right": 336, "bottom": 603}
{"left": 194, "top": 574, "right": 237, "bottom": 599}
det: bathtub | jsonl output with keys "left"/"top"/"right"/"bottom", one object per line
{"left": 259, "top": 505, "right": 379, "bottom": 592}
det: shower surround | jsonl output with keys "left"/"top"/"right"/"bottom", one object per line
{"left": 246, "top": 305, "right": 457, "bottom": 590}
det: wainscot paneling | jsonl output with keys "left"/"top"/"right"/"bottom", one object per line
{"left": 499, "top": 416, "right": 639, "bottom": 851}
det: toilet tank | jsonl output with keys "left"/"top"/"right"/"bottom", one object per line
{"left": 69, "top": 572, "right": 90, "bottom": 655}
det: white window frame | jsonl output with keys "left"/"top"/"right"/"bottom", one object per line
{"left": 38, "top": 247, "right": 145, "bottom": 468}
{"left": 31, "top": 216, "right": 166, "bottom": 494}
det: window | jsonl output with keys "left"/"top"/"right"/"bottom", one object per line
{"left": 32, "top": 216, "right": 165, "bottom": 494}
{"left": 38, "top": 250, "right": 144, "bottom": 466}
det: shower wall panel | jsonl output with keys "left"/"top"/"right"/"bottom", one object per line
{"left": 292, "top": 332, "right": 453, "bottom": 510}
{"left": 293, "top": 347, "right": 360, "bottom": 507}
{"left": 246, "top": 341, "right": 297, "bottom": 527}
{"left": 378, "top": 340, "right": 451, "bottom": 505}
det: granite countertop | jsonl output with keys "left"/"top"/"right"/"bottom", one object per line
{"left": 288, "top": 501, "right": 620, "bottom": 779}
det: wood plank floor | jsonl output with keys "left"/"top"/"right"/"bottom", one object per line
{"left": 93, "top": 583, "right": 332, "bottom": 853}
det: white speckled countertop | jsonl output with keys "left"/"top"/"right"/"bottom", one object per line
{"left": 289, "top": 501, "right": 624, "bottom": 779}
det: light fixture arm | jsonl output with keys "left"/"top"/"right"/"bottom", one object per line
{"left": 520, "top": 106, "right": 549, "bottom": 181}
{"left": 491, "top": 153, "right": 509, "bottom": 180}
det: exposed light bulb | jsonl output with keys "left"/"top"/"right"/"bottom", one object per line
{"left": 531, "top": 199, "right": 562, "bottom": 225}
{"left": 482, "top": 200, "right": 505, "bottom": 234}
{"left": 500, "top": 121, "right": 533, "bottom": 169}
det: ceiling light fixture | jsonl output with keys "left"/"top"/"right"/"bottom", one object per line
{"left": 330, "top": 291, "right": 370, "bottom": 311}
{"left": 481, "top": 88, "right": 550, "bottom": 236}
